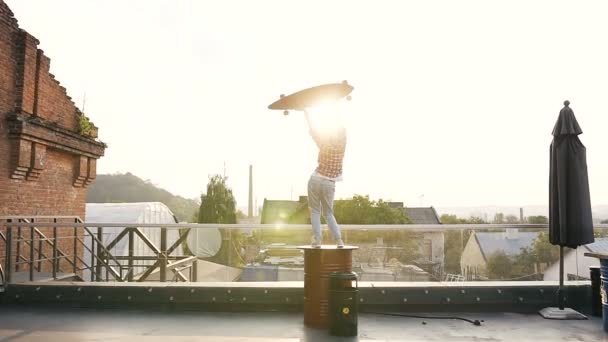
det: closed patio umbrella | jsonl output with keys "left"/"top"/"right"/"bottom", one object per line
{"left": 540, "top": 100, "right": 594, "bottom": 319}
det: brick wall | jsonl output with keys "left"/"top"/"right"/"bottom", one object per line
{"left": 0, "top": 0, "right": 105, "bottom": 276}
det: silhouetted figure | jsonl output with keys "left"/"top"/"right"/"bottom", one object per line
{"left": 305, "top": 109, "right": 346, "bottom": 248}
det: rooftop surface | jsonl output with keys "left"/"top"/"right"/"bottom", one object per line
{"left": 0, "top": 305, "right": 604, "bottom": 341}
{"left": 475, "top": 231, "right": 540, "bottom": 257}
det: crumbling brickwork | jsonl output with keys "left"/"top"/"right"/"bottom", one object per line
{"left": 0, "top": 0, "right": 106, "bottom": 275}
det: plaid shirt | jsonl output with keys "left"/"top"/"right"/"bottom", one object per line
{"left": 311, "top": 128, "right": 347, "bottom": 180}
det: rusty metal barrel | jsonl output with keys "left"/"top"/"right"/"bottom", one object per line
{"left": 299, "top": 246, "right": 358, "bottom": 328}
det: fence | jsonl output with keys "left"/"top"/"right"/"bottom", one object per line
{"left": 2, "top": 219, "right": 607, "bottom": 287}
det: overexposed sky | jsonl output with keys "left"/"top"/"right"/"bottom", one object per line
{"left": 8, "top": 0, "right": 608, "bottom": 208}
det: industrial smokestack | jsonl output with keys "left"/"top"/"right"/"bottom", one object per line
{"left": 248, "top": 165, "right": 253, "bottom": 218}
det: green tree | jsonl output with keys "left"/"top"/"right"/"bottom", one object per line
{"left": 527, "top": 216, "right": 548, "bottom": 224}
{"left": 197, "top": 175, "right": 241, "bottom": 267}
{"left": 601, "top": 219, "right": 608, "bottom": 224}
{"left": 497, "top": 231, "right": 561, "bottom": 280}
{"left": 493, "top": 213, "right": 505, "bottom": 224}
{"left": 372, "top": 200, "right": 411, "bottom": 224}
{"left": 198, "top": 175, "right": 237, "bottom": 224}
{"left": 512, "top": 247, "right": 537, "bottom": 279}
{"left": 333, "top": 195, "right": 419, "bottom": 263}
{"left": 505, "top": 215, "right": 519, "bottom": 224}
{"left": 440, "top": 214, "right": 466, "bottom": 224}
{"left": 485, "top": 246, "right": 542, "bottom": 281}
{"left": 333, "top": 195, "right": 412, "bottom": 226}
{"left": 466, "top": 216, "right": 487, "bottom": 224}
{"left": 333, "top": 195, "right": 410, "bottom": 224}
{"left": 486, "top": 251, "right": 513, "bottom": 280}
{"left": 532, "top": 231, "right": 560, "bottom": 266}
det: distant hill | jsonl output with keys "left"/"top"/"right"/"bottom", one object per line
{"left": 436, "top": 205, "right": 608, "bottom": 223}
{"left": 87, "top": 173, "right": 199, "bottom": 222}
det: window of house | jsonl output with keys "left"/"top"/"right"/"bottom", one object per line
{"left": 423, "top": 239, "right": 432, "bottom": 261}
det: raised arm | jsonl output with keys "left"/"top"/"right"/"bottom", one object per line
{"left": 305, "top": 110, "right": 322, "bottom": 147}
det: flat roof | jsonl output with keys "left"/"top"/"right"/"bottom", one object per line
{"left": 0, "top": 306, "right": 603, "bottom": 341}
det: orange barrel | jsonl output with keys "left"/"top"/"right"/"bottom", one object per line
{"left": 299, "top": 246, "right": 358, "bottom": 328}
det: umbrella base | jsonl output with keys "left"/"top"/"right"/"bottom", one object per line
{"left": 539, "top": 307, "right": 587, "bottom": 320}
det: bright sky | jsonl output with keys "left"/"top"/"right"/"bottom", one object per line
{"left": 8, "top": 0, "right": 608, "bottom": 209}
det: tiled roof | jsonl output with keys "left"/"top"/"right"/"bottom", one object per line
{"left": 585, "top": 238, "right": 608, "bottom": 253}
{"left": 405, "top": 207, "right": 441, "bottom": 224}
{"left": 475, "top": 232, "right": 539, "bottom": 259}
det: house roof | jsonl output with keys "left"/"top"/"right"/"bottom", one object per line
{"left": 475, "top": 231, "right": 539, "bottom": 260}
{"left": 260, "top": 198, "right": 309, "bottom": 224}
{"left": 404, "top": 207, "right": 441, "bottom": 224}
{"left": 387, "top": 202, "right": 404, "bottom": 209}
{"left": 584, "top": 238, "right": 608, "bottom": 253}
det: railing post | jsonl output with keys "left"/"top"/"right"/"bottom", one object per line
{"left": 52, "top": 218, "right": 58, "bottom": 280}
{"left": 192, "top": 258, "right": 198, "bottom": 282}
{"left": 160, "top": 227, "right": 167, "bottom": 282}
{"left": 36, "top": 218, "right": 42, "bottom": 272}
{"left": 5, "top": 223, "right": 12, "bottom": 284}
{"left": 96, "top": 227, "right": 103, "bottom": 281}
{"left": 15, "top": 222, "right": 21, "bottom": 272}
{"left": 73, "top": 223, "right": 78, "bottom": 275}
{"left": 228, "top": 229, "right": 232, "bottom": 267}
{"left": 29, "top": 225, "right": 34, "bottom": 281}
{"left": 90, "top": 230, "right": 95, "bottom": 281}
{"left": 128, "top": 228, "right": 134, "bottom": 282}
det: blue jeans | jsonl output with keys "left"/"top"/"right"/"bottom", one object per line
{"left": 308, "top": 175, "right": 342, "bottom": 242}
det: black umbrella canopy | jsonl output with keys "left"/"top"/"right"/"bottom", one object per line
{"left": 549, "top": 101, "right": 594, "bottom": 248}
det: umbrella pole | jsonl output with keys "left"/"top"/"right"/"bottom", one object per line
{"left": 559, "top": 246, "right": 564, "bottom": 310}
{"left": 539, "top": 245, "right": 586, "bottom": 319}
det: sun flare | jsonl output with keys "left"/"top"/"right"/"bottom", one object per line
{"left": 305, "top": 101, "right": 345, "bottom": 137}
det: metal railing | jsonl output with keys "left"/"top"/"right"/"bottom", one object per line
{"left": 2, "top": 219, "right": 607, "bottom": 287}
{"left": 0, "top": 218, "right": 199, "bottom": 285}
{"left": 1, "top": 217, "right": 84, "bottom": 284}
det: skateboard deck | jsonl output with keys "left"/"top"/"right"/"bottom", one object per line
{"left": 268, "top": 81, "right": 353, "bottom": 115}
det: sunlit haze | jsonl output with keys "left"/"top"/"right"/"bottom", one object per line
{"left": 8, "top": 0, "right": 608, "bottom": 209}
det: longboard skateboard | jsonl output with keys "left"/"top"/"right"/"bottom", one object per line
{"left": 268, "top": 81, "right": 354, "bottom": 115}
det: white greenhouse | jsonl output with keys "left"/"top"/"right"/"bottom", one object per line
{"left": 84, "top": 202, "right": 228, "bottom": 281}
{"left": 84, "top": 202, "right": 182, "bottom": 280}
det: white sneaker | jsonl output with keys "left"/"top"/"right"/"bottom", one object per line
{"left": 311, "top": 237, "right": 322, "bottom": 248}
{"left": 337, "top": 239, "right": 345, "bottom": 248}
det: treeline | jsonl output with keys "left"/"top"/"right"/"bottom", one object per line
{"left": 439, "top": 213, "right": 549, "bottom": 224}
{"left": 87, "top": 173, "right": 200, "bottom": 222}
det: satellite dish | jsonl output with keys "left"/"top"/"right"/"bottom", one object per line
{"left": 186, "top": 228, "right": 222, "bottom": 258}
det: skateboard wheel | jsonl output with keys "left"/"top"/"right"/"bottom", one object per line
{"left": 342, "top": 80, "right": 348, "bottom": 85}
{"left": 280, "top": 94, "right": 285, "bottom": 98}
{"left": 346, "top": 95, "right": 352, "bottom": 101}
{"left": 283, "top": 110, "right": 289, "bottom": 116}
